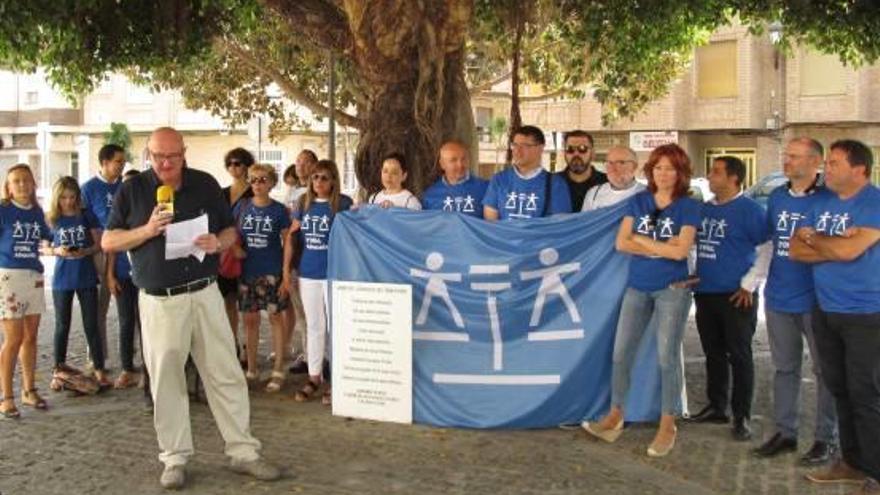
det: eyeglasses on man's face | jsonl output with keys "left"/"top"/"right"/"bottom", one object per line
{"left": 150, "top": 152, "right": 184, "bottom": 164}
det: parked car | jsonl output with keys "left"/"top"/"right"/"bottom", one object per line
{"left": 744, "top": 171, "right": 787, "bottom": 209}
{"left": 636, "top": 177, "right": 715, "bottom": 203}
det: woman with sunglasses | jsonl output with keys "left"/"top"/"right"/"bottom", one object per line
{"left": 583, "top": 144, "right": 700, "bottom": 458}
{"left": 221, "top": 148, "right": 254, "bottom": 363}
{"left": 283, "top": 160, "right": 353, "bottom": 405}
{"left": 235, "top": 164, "right": 291, "bottom": 392}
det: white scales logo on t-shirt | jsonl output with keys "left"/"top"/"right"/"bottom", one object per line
{"left": 442, "top": 195, "right": 477, "bottom": 213}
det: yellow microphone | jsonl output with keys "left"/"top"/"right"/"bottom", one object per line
{"left": 156, "top": 185, "right": 174, "bottom": 216}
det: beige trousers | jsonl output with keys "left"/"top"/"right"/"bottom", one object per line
{"left": 139, "top": 282, "right": 261, "bottom": 467}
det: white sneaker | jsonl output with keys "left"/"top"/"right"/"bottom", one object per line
{"left": 229, "top": 457, "right": 281, "bottom": 481}
{"left": 160, "top": 465, "right": 185, "bottom": 489}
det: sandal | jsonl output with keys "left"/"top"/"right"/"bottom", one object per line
{"left": 1, "top": 397, "right": 20, "bottom": 419}
{"left": 321, "top": 388, "right": 332, "bottom": 406}
{"left": 245, "top": 370, "right": 260, "bottom": 384}
{"left": 294, "top": 380, "right": 320, "bottom": 402}
{"left": 114, "top": 370, "right": 139, "bottom": 389}
{"left": 265, "top": 371, "right": 285, "bottom": 393}
{"left": 21, "top": 389, "right": 48, "bottom": 410}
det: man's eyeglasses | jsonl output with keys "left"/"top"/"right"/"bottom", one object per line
{"left": 311, "top": 174, "right": 331, "bottom": 182}
{"left": 248, "top": 176, "right": 270, "bottom": 185}
{"left": 606, "top": 159, "right": 636, "bottom": 168}
{"left": 151, "top": 152, "right": 184, "bottom": 164}
{"left": 565, "top": 145, "right": 592, "bottom": 154}
{"left": 226, "top": 160, "right": 244, "bottom": 168}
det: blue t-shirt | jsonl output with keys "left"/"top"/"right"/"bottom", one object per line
{"left": 50, "top": 211, "right": 99, "bottom": 291}
{"left": 234, "top": 199, "right": 291, "bottom": 281}
{"left": 295, "top": 195, "right": 353, "bottom": 280}
{"left": 0, "top": 202, "right": 51, "bottom": 272}
{"left": 764, "top": 184, "right": 831, "bottom": 313}
{"left": 483, "top": 167, "right": 571, "bottom": 220}
{"left": 806, "top": 185, "right": 880, "bottom": 314}
{"left": 422, "top": 175, "right": 489, "bottom": 218}
{"left": 625, "top": 191, "right": 702, "bottom": 292}
{"left": 696, "top": 195, "right": 769, "bottom": 294}
{"left": 82, "top": 175, "right": 131, "bottom": 278}
{"left": 81, "top": 175, "right": 121, "bottom": 227}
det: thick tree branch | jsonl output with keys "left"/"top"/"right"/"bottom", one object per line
{"left": 219, "top": 39, "right": 362, "bottom": 128}
{"left": 260, "top": 0, "right": 352, "bottom": 53}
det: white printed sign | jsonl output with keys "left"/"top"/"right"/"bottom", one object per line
{"left": 331, "top": 281, "right": 413, "bottom": 424}
{"left": 629, "top": 131, "right": 678, "bottom": 151}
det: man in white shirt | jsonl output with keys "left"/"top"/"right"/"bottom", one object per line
{"left": 581, "top": 146, "right": 645, "bottom": 211}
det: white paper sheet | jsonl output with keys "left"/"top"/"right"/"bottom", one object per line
{"left": 164, "top": 214, "right": 208, "bottom": 262}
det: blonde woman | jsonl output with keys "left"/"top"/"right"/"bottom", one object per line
{"left": 0, "top": 164, "right": 52, "bottom": 418}
{"left": 42, "top": 177, "right": 110, "bottom": 387}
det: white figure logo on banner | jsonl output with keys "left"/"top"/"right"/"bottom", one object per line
{"left": 410, "top": 252, "right": 465, "bottom": 329}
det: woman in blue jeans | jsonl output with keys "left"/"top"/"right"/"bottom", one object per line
{"left": 42, "top": 177, "right": 110, "bottom": 386}
{"left": 584, "top": 144, "right": 700, "bottom": 457}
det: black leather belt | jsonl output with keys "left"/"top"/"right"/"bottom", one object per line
{"left": 143, "top": 277, "right": 215, "bottom": 297}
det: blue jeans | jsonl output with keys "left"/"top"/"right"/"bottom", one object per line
{"left": 612, "top": 286, "right": 691, "bottom": 415}
{"left": 765, "top": 308, "right": 837, "bottom": 443}
{"left": 52, "top": 287, "right": 103, "bottom": 369}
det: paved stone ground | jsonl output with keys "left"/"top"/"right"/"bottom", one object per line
{"left": 0, "top": 286, "right": 851, "bottom": 495}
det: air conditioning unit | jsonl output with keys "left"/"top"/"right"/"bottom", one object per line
{"left": 0, "top": 134, "right": 12, "bottom": 150}
{"left": 765, "top": 117, "right": 779, "bottom": 130}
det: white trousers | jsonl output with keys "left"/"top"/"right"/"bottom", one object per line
{"left": 139, "top": 282, "right": 261, "bottom": 467}
{"left": 300, "top": 278, "right": 328, "bottom": 377}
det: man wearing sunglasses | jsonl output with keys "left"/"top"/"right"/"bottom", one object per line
{"left": 559, "top": 130, "right": 607, "bottom": 212}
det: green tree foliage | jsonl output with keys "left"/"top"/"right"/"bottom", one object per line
{"left": 2, "top": 1, "right": 879, "bottom": 191}
{"left": 103, "top": 122, "right": 134, "bottom": 163}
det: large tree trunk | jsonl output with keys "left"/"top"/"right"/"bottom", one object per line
{"left": 355, "top": 50, "right": 475, "bottom": 195}
{"left": 346, "top": 0, "right": 474, "bottom": 196}
{"left": 266, "top": 0, "right": 475, "bottom": 196}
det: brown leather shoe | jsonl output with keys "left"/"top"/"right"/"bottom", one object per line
{"left": 805, "top": 460, "right": 866, "bottom": 485}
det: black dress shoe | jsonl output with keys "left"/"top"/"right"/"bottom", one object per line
{"left": 800, "top": 441, "right": 836, "bottom": 466}
{"left": 689, "top": 404, "right": 730, "bottom": 424}
{"left": 732, "top": 417, "right": 752, "bottom": 441}
{"left": 753, "top": 432, "right": 797, "bottom": 457}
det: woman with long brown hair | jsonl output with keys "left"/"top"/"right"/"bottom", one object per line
{"left": 283, "top": 159, "right": 353, "bottom": 405}
{"left": 583, "top": 144, "right": 701, "bottom": 457}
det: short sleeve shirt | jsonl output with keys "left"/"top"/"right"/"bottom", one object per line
{"left": 483, "top": 167, "right": 572, "bottom": 220}
{"left": 625, "top": 191, "right": 702, "bottom": 292}
{"left": 805, "top": 185, "right": 880, "bottom": 313}
{"left": 234, "top": 199, "right": 291, "bottom": 281}
{"left": 106, "top": 167, "right": 234, "bottom": 291}
{"left": 0, "top": 202, "right": 51, "bottom": 273}
{"left": 295, "top": 196, "right": 353, "bottom": 279}
{"left": 422, "top": 175, "right": 489, "bottom": 218}
{"left": 50, "top": 211, "right": 99, "bottom": 290}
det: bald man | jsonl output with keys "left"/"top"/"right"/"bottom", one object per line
{"left": 422, "top": 141, "right": 488, "bottom": 217}
{"left": 102, "top": 127, "right": 280, "bottom": 489}
{"left": 581, "top": 146, "right": 645, "bottom": 211}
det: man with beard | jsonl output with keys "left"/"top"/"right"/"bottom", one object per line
{"left": 558, "top": 130, "right": 607, "bottom": 211}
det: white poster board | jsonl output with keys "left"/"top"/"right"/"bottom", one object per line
{"left": 331, "top": 281, "right": 413, "bottom": 424}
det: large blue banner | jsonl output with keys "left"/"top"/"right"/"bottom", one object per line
{"left": 328, "top": 205, "right": 674, "bottom": 428}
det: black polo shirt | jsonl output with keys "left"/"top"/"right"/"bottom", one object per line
{"left": 559, "top": 168, "right": 607, "bottom": 212}
{"left": 106, "top": 167, "right": 234, "bottom": 291}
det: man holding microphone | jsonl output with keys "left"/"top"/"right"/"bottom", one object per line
{"left": 102, "top": 127, "right": 280, "bottom": 490}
